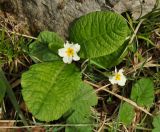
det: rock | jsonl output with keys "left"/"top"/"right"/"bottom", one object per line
{"left": 6, "top": 0, "right": 102, "bottom": 38}
{"left": 113, "top": 0, "right": 156, "bottom": 20}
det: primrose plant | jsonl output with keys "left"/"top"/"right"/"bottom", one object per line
{"left": 21, "top": 11, "right": 130, "bottom": 131}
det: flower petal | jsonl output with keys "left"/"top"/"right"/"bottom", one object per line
{"left": 63, "top": 56, "right": 72, "bottom": 64}
{"left": 118, "top": 69, "right": 124, "bottom": 74}
{"left": 73, "top": 53, "right": 80, "bottom": 61}
{"left": 64, "top": 41, "right": 73, "bottom": 48}
{"left": 115, "top": 67, "right": 118, "bottom": 73}
{"left": 117, "top": 75, "right": 126, "bottom": 86}
{"left": 117, "top": 80, "right": 125, "bottom": 86}
{"left": 73, "top": 44, "right": 80, "bottom": 52}
{"left": 120, "top": 74, "right": 126, "bottom": 81}
{"left": 109, "top": 76, "right": 117, "bottom": 85}
{"left": 58, "top": 48, "right": 66, "bottom": 57}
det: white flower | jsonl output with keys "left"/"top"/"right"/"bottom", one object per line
{"left": 109, "top": 68, "right": 127, "bottom": 86}
{"left": 58, "top": 41, "right": 80, "bottom": 64}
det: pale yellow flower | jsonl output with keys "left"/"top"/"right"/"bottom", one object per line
{"left": 109, "top": 68, "right": 127, "bottom": 86}
{"left": 58, "top": 41, "right": 80, "bottom": 64}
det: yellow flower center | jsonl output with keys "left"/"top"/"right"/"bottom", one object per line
{"left": 66, "top": 48, "right": 74, "bottom": 57}
{"left": 115, "top": 73, "right": 121, "bottom": 81}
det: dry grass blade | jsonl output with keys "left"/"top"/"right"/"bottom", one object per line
{"left": 0, "top": 120, "right": 15, "bottom": 132}
{"left": 0, "top": 28, "right": 37, "bottom": 40}
{"left": 97, "top": 115, "right": 106, "bottom": 132}
{"left": 0, "top": 123, "right": 99, "bottom": 129}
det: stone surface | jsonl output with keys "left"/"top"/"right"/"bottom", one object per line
{"left": 113, "top": 0, "right": 156, "bottom": 20}
{"left": 4, "top": 0, "right": 104, "bottom": 38}
{"left": 0, "top": 0, "right": 124, "bottom": 38}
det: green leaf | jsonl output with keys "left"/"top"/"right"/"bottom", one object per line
{"left": 29, "top": 31, "right": 64, "bottom": 62}
{"left": 152, "top": 115, "right": 160, "bottom": 132}
{"left": 131, "top": 78, "right": 154, "bottom": 107}
{"left": 21, "top": 62, "right": 81, "bottom": 121}
{"left": 119, "top": 102, "right": 135, "bottom": 126}
{"left": 73, "top": 83, "right": 98, "bottom": 106}
{"left": 70, "top": 11, "right": 130, "bottom": 58}
{"left": 91, "top": 42, "right": 128, "bottom": 69}
{"left": 65, "top": 83, "right": 98, "bottom": 132}
{"left": 0, "top": 69, "right": 7, "bottom": 103}
{"left": 29, "top": 41, "right": 60, "bottom": 62}
{"left": 38, "top": 31, "right": 64, "bottom": 52}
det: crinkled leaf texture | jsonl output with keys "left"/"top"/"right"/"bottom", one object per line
{"left": 152, "top": 115, "right": 160, "bottom": 132}
{"left": 91, "top": 42, "right": 128, "bottom": 69}
{"left": 0, "top": 69, "right": 7, "bottom": 103}
{"left": 29, "top": 31, "right": 64, "bottom": 62}
{"left": 131, "top": 78, "right": 154, "bottom": 107}
{"left": 21, "top": 62, "right": 81, "bottom": 121}
{"left": 65, "top": 83, "right": 98, "bottom": 132}
{"left": 119, "top": 102, "right": 135, "bottom": 126}
{"left": 70, "top": 11, "right": 130, "bottom": 58}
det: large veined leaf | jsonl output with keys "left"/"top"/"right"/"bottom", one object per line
{"left": 119, "top": 102, "right": 135, "bottom": 126}
{"left": 131, "top": 78, "right": 154, "bottom": 107}
{"left": 21, "top": 62, "right": 81, "bottom": 121}
{"left": 65, "top": 83, "right": 98, "bottom": 132}
{"left": 91, "top": 42, "right": 129, "bottom": 69}
{"left": 70, "top": 11, "right": 130, "bottom": 58}
{"left": 29, "top": 31, "right": 64, "bottom": 62}
{"left": 152, "top": 115, "right": 160, "bottom": 132}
